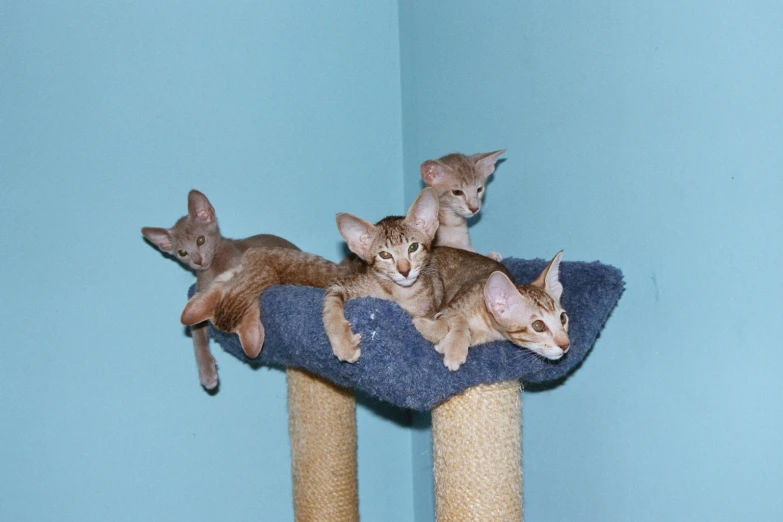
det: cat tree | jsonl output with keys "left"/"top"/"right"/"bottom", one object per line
{"left": 197, "top": 257, "right": 623, "bottom": 521}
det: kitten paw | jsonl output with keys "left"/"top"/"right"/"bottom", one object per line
{"left": 487, "top": 251, "right": 503, "bottom": 262}
{"left": 440, "top": 342, "right": 469, "bottom": 371}
{"left": 199, "top": 357, "right": 219, "bottom": 390}
{"left": 332, "top": 325, "right": 363, "bottom": 363}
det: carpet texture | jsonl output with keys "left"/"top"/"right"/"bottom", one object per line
{"left": 189, "top": 257, "right": 624, "bottom": 411}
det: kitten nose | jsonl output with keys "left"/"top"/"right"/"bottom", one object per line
{"left": 192, "top": 255, "right": 203, "bottom": 266}
{"left": 399, "top": 268, "right": 410, "bottom": 278}
{"left": 558, "top": 341, "right": 571, "bottom": 353}
{"left": 468, "top": 205, "right": 479, "bottom": 214}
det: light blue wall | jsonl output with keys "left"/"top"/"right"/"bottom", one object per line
{"left": 0, "top": 2, "right": 412, "bottom": 521}
{"left": 400, "top": 1, "right": 783, "bottom": 521}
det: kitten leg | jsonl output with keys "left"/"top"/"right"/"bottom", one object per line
{"left": 323, "top": 282, "right": 362, "bottom": 363}
{"left": 486, "top": 251, "right": 503, "bottom": 262}
{"left": 412, "top": 316, "right": 450, "bottom": 347}
{"left": 191, "top": 322, "right": 219, "bottom": 390}
{"left": 437, "top": 315, "right": 471, "bottom": 371}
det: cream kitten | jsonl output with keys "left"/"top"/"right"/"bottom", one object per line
{"left": 141, "top": 189, "right": 297, "bottom": 390}
{"left": 420, "top": 150, "right": 505, "bottom": 260}
{"left": 323, "top": 188, "right": 443, "bottom": 363}
{"left": 414, "top": 251, "right": 570, "bottom": 371}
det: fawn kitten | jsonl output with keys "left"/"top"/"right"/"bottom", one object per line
{"left": 323, "top": 188, "right": 443, "bottom": 362}
{"left": 414, "top": 251, "right": 570, "bottom": 370}
{"left": 180, "top": 247, "right": 345, "bottom": 358}
{"left": 141, "top": 189, "right": 297, "bottom": 390}
{"left": 420, "top": 150, "right": 505, "bottom": 259}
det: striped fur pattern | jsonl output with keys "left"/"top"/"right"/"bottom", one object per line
{"left": 324, "top": 188, "right": 443, "bottom": 362}
{"left": 141, "top": 189, "right": 298, "bottom": 390}
{"left": 180, "top": 247, "right": 345, "bottom": 359}
{"left": 414, "top": 251, "right": 570, "bottom": 371}
{"left": 420, "top": 150, "right": 505, "bottom": 260}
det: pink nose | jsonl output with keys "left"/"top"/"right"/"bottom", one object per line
{"left": 559, "top": 341, "right": 570, "bottom": 352}
{"left": 468, "top": 206, "right": 479, "bottom": 214}
{"left": 399, "top": 268, "right": 410, "bottom": 278}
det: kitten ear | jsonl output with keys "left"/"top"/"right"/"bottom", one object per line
{"left": 406, "top": 187, "right": 440, "bottom": 239}
{"left": 188, "top": 189, "right": 216, "bottom": 223}
{"left": 180, "top": 286, "right": 222, "bottom": 326}
{"left": 420, "top": 160, "right": 450, "bottom": 187}
{"left": 141, "top": 227, "right": 174, "bottom": 253}
{"left": 336, "top": 213, "right": 377, "bottom": 260}
{"left": 484, "top": 271, "right": 524, "bottom": 320}
{"left": 237, "top": 301, "right": 265, "bottom": 358}
{"left": 531, "top": 250, "right": 564, "bottom": 302}
{"left": 471, "top": 149, "right": 505, "bottom": 180}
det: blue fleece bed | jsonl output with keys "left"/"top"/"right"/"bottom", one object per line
{"left": 190, "top": 257, "right": 623, "bottom": 411}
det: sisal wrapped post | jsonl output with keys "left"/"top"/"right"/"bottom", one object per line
{"left": 432, "top": 381, "right": 523, "bottom": 522}
{"left": 287, "top": 368, "right": 359, "bottom": 522}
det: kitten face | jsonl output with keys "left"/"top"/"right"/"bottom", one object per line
{"left": 141, "top": 189, "right": 221, "bottom": 272}
{"left": 484, "top": 252, "right": 570, "bottom": 360}
{"left": 337, "top": 187, "right": 439, "bottom": 288}
{"left": 420, "top": 150, "right": 504, "bottom": 219}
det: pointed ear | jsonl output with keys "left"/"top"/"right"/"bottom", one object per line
{"left": 471, "top": 149, "right": 505, "bottom": 180}
{"left": 141, "top": 227, "right": 174, "bottom": 253}
{"left": 406, "top": 187, "right": 440, "bottom": 239}
{"left": 188, "top": 189, "right": 215, "bottom": 223}
{"left": 420, "top": 160, "right": 450, "bottom": 187}
{"left": 531, "top": 250, "right": 564, "bottom": 302}
{"left": 483, "top": 271, "right": 524, "bottom": 320}
{"left": 237, "top": 301, "right": 265, "bottom": 358}
{"left": 336, "top": 213, "right": 376, "bottom": 260}
{"left": 180, "top": 285, "right": 222, "bottom": 326}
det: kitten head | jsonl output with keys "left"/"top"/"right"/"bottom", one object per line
{"left": 483, "top": 251, "right": 570, "bottom": 360}
{"left": 141, "top": 189, "right": 222, "bottom": 271}
{"left": 336, "top": 187, "right": 439, "bottom": 287}
{"left": 420, "top": 150, "right": 505, "bottom": 219}
{"left": 180, "top": 267, "right": 265, "bottom": 358}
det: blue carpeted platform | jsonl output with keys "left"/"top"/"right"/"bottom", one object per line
{"left": 189, "top": 257, "right": 623, "bottom": 411}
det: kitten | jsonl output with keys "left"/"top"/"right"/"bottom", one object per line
{"left": 180, "top": 247, "right": 346, "bottom": 358}
{"left": 141, "top": 189, "right": 298, "bottom": 390}
{"left": 323, "top": 188, "right": 443, "bottom": 362}
{"left": 414, "top": 251, "right": 570, "bottom": 371}
{"left": 420, "top": 150, "right": 505, "bottom": 260}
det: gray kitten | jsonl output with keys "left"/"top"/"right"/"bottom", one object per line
{"left": 141, "top": 189, "right": 297, "bottom": 390}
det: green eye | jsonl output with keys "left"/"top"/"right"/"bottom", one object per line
{"left": 532, "top": 320, "right": 546, "bottom": 332}
{"left": 379, "top": 251, "right": 392, "bottom": 260}
{"left": 560, "top": 312, "right": 568, "bottom": 325}
{"left": 408, "top": 242, "right": 419, "bottom": 253}
{"left": 178, "top": 250, "right": 188, "bottom": 257}
{"left": 196, "top": 235, "right": 205, "bottom": 246}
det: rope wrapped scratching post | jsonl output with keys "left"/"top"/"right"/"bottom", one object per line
{"left": 432, "top": 381, "right": 523, "bottom": 521}
{"left": 287, "top": 368, "right": 359, "bottom": 522}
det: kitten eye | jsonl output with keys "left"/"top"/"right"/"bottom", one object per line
{"left": 452, "top": 189, "right": 464, "bottom": 196}
{"left": 560, "top": 312, "right": 568, "bottom": 325}
{"left": 532, "top": 320, "right": 546, "bottom": 332}
{"left": 408, "top": 242, "right": 419, "bottom": 253}
{"left": 379, "top": 251, "right": 392, "bottom": 260}
{"left": 178, "top": 250, "right": 188, "bottom": 257}
{"left": 477, "top": 186, "right": 484, "bottom": 193}
{"left": 196, "top": 235, "right": 205, "bottom": 246}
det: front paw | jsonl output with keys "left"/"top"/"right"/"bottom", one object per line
{"left": 487, "top": 251, "right": 503, "bottom": 262}
{"left": 440, "top": 340, "right": 469, "bottom": 371}
{"left": 198, "top": 356, "right": 219, "bottom": 390}
{"left": 331, "top": 323, "right": 363, "bottom": 363}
